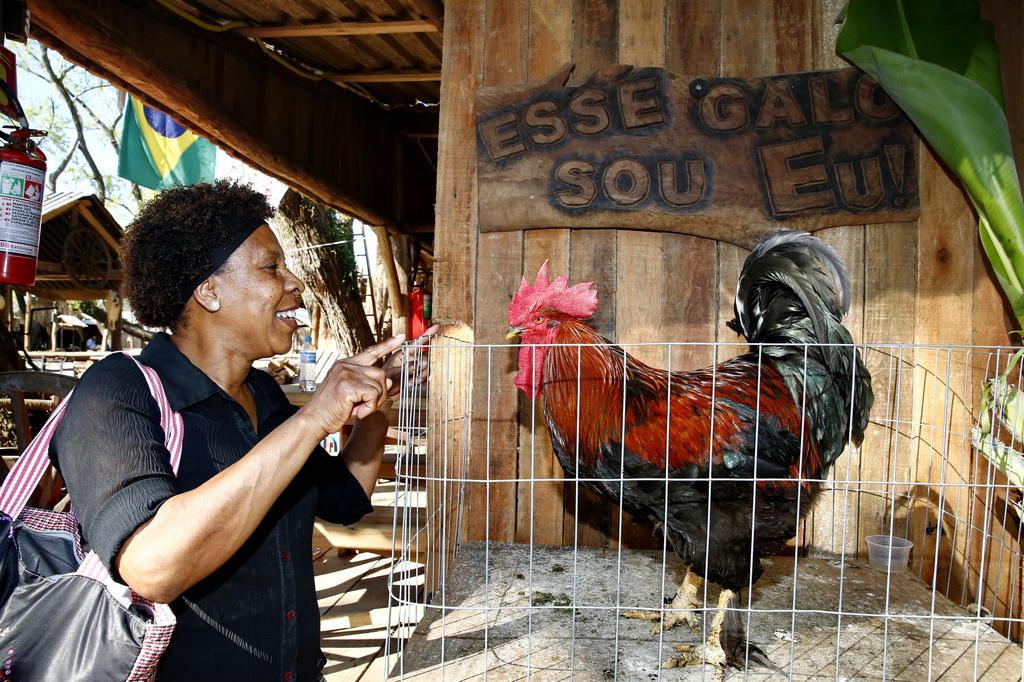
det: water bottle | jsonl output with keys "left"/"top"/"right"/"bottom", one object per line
{"left": 299, "top": 335, "right": 317, "bottom": 392}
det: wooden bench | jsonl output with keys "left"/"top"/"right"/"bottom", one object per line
{"left": 314, "top": 479, "right": 426, "bottom": 557}
{"left": 0, "top": 371, "right": 78, "bottom": 509}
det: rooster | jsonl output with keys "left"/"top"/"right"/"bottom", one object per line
{"left": 506, "top": 231, "right": 873, "bottom": 670}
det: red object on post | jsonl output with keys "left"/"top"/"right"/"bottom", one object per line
{"left": 0, "top": 129, "right": 47, "bottom": 286}
{"left": 0, "top": 63, "right": 47, "bottom": 287}
{"left": 409, "top": 269, "right": 432, "bottom": 345}
{"left": 0, "top": 47, "right": 20, "bottom": 123}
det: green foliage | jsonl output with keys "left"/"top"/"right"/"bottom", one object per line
{"left": 10, "top": 41, "right": 145, "bottom": 224}
{"left": 67, "top": 299, "right": 104, "bottom": 320}
{"left": 295, "top": 194, "right": 358, "bottom": 286}
{"left": 326, "top": 210, "right": 358, "bottom": 287}
{"left": 974, "top": 350, "right": 1024, "bottom": 498}
{"left": 838, "top": 0, "right": 1024, "bottom": 328}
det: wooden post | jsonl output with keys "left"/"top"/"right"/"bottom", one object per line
{"left": 428, "top": 0, "right": 482, "bottom": 598}
{"left": 21, "top": 292, "right": 31, "bottom": 352}
{"left": 311, "top": 302, "right": 322, "bottom": 348}
{"left": 392, "top": 232, "right": 413, "bottom": 307}
{"left": 105, "top": 287, "right": 123, "bottom": 351}
{"left": 373, "top": 225, "right": 408, "bottom": 336}
{"left": 517, "top": 0, "right": 573, "bottom": 549}
{"left": 2, "top": 286, "right": 9, "bottom": 332}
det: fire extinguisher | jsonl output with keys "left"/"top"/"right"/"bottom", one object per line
{"left": 409, "top": 268, "right": 432, "bottom": 341}
{"left": 0, "top": 79, "right": 46, "bottom": 286}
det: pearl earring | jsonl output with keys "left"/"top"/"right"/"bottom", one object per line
{"left": 209, "top": 300, "right": 221, "bottom": 311}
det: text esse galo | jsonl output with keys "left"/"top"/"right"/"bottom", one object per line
{"left": 476, "top": 74, "right": 902, "bottom": 210}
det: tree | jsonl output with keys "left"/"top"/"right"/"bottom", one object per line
{"left": 273, "top": 190, "right": 375, "bottom": 356}
{"left": 12, "top": 41, "right": 146, "bottom": 223}
{"left": 0, "top": 41, "right": 147, "bottom": 370}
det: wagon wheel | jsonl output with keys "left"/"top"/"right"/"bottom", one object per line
{"left": 61, "top": 227, "right": 112, "bottom": 290}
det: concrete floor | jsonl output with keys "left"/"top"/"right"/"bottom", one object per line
{"left": 391, "top": 543, "right": 1023, "bottom": 681}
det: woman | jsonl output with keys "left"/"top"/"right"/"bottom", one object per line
{"left": 49, "top": 181, "right": 429, "bottom": 680}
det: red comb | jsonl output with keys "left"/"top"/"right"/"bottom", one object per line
{"left": 509, "top": 260, "right": 598, "bottom": 324}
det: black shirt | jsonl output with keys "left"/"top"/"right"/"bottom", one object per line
{"left": 49, "top": 333, "right": 372, "bottom": 681}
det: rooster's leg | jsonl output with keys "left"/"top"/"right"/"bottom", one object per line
{"left": 663, "top": 589, "right": 776, "bottom": 672}
{"left": 622, "top": 568, "right": 703, "bottom": 634}
{"left": 663, "top": 588, "right": 730, "bottom": 670}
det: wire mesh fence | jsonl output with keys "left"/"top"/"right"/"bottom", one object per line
{"left": 384, "top": 338, "right": 1024, "bottom": 680}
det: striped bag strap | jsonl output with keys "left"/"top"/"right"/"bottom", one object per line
{"left": 75, "top": 355, "right": 182, "bottom": 604}
{"left": 125, "top": 355, "right": 184, "bottom": 474}
{"left": 0, "top": 353, "right": 184, "bottom": 520}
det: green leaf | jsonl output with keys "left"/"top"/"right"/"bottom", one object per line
{"left": 972, "top": 427, "right": 1024, "bottom": 488}
{"left": 973, "top": 349, "right": 1024, "bottom": 487}
{"left": 837, "top": 0, "right": 1004, "bottom": 104}
{"left": 838, "top": 0, "right": 1024, "bottom": 328}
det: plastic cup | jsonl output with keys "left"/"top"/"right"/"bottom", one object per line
{"left": 865, "top": 535, "right": 913, "bottom": 572}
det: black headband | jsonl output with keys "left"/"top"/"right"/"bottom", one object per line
{"left": 183, "top": 218, "right": 267, "bottom": 305}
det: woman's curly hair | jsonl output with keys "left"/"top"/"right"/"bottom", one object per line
{"left": 122, "top": 180, "right": 273, "bottom": 330}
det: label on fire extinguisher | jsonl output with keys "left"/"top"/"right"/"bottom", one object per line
{"left": 0, "top": 160, "right": 44, "bottom": 258}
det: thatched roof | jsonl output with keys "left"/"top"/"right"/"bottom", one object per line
{"left": 26, "top": 191, "right": 124, "bottom": 301}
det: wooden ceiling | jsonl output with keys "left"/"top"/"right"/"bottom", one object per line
{"left": 170, "top": 0, "right": 443, "bottom": 109}
{"left": 28, "top": 0, "right": 442, "bottom": 236}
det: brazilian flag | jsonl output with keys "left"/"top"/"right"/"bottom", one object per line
{"left": 118, "top": 96, "right": 215, "bottom": 190}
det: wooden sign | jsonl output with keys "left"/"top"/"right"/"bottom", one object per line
{"left": 476, "top": 64, "right": 920, "bottom": 246}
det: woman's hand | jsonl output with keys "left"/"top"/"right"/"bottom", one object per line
{"left": 300, "top": 334, "right": 405, "bottom": 436}
{"left": 383, "top": 325, "right": 438, "bottom": 398}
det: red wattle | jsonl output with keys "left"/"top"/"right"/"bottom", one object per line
{"left": 515, "top": 345, "right": 548, "bottom": 399}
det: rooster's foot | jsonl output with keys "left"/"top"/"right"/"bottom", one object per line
{"left": 666, "top": 588, "right": 779, "bottom": 673}
{"left": 662, "top": 607, "right": 702, "bottom": 633}
{"left": 663, "top": 641, "right": 727, "bottom": 680}
{"left": 667, "top": 638, "right": 775, "bottom": 674}
{"left": 621, "top": 607, "right": 701, "bottom": 635}
{"left": 649, "top": 568, "right": 705, "bottom": 633}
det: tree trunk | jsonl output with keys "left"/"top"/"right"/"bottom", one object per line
{"left": 373, "top": 225, "right": 408, "bottom": 336}
{"left": 0, "top": 327, "right": 22, "bottom": 371}
{"left": 273, "top": 190, "right": 375, "bottom": 356}
{"left": 0, "top": 290, "right": 24, "bottom": 371}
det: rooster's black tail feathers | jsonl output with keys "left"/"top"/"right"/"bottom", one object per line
{"left": 730, "top": 230, "right": 873, "bottom": 472}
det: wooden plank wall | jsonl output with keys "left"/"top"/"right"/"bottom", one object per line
{"left": 432, "top": 0, "right": 1023, "bottom": 634}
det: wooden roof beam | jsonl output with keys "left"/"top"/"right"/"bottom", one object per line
{"left": 36, "top": 261, "right": 63, "bottom": 274}
{"left": 76, "top": 204, "right": 123, "bottom": 254}
{"left": 34, "top": 273, "right": 125, "bottom": 283}
{"left": 30, "top": 0, "right": 403, "bottom": 227}
{"left": 237, "top": 20, "right": 438, "bottom": 38}
{"left": 405, "top": 0, "right": 445, "bottom": 31}
{"left": 30, "top": 287, "right": 116, "bottom": 301}
{"left": 329, "top": 70, "right": 441, "bottom": 83}
{"left": 40, "top": 199, "right": 84, "bottom": 223}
